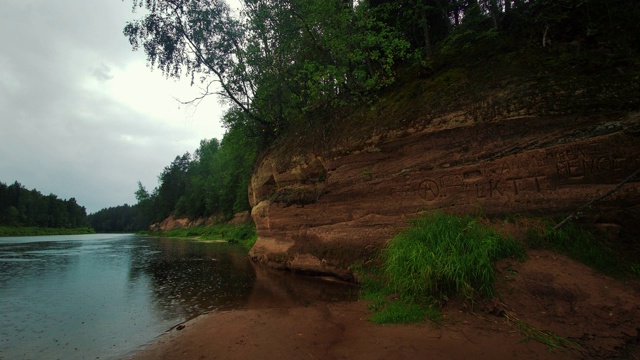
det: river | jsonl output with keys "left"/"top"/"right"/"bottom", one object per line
{"left": 0, "top": 234, "right": 356, "bottom": 359}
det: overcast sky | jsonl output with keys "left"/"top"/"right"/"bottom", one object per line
{"left": 0, "top": 0, "right": 236, "bottom": 214}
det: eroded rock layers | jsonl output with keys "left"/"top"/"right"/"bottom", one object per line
{"left": 249, "top": 113, "right": 640, "bottom": 280}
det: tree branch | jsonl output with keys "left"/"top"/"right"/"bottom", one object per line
{"left": 167, "top": 3, "right": 269, "bottom": 128}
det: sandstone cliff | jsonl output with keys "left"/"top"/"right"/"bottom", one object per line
{"left": 248, "top": 66, "right": 640, "bottom": 280}
{"left": 150, "top": 211, "right": 252, "bottom": 232}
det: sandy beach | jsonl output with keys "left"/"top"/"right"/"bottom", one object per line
{"left": 127, "top": 250, "right": 640, "bottom": 359}
{"left": 127, "top": 300, "right": 568, "bottom": 360}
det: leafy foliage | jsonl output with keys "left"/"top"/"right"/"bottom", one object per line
{"left": 0, "top": 181, "right": 89, "bottom": 229}
{"left": 125, "top": 0, "right": 639, "bottom": 145}
{"left": 358, "top": 212, "right": 525, "bottom": 323}
{"left": 133, "top": 125, "right": 257, "bottom": 226}
{"left": 526, "top": 221, "right": 639, "bottom": 278}
{"left": 124, "top": 0, "right": 410, "bottom": 139}
{"left": 87, "top": 204, "right": 148, "bottom": 233}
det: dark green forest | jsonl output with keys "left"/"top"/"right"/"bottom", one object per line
{"left": 88, "top": 125, "right": 256, "bottom": 232}
{"left": 124, "top": 0, "right": 639, "bottom": 141}
{"left": 133, "top": 125, "right": 257, "bottom": 225}
{"left": 90, "top": 0, "right": 639, "bottom": 232}
{"left": 0, "top": 181, "right": 88, "bottom": 229}
{"left": 87, "top": 204, "right": 146, "bottom": 233}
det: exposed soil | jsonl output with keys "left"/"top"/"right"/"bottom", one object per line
{"left": 492, "top": 250, "right": 640, "bottom": 359}
{"left": 128, "top": 250, "right": 640, "bottom": 360}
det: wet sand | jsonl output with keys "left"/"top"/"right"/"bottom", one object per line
{"left": 128, "top": 250, "right": 640, "bottom": 359}
{"left": 127, "top": 300, "right": 568, "bottom": 360}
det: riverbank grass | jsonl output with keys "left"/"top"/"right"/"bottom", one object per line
{"left": 359, "top": 212, "right": 526, "bottom": 324}
{"left": 151, "top": 223, "right": 257, "bottom": 249}
{"left": 0, "top": 226, "right": 95, "bottom": 237}
{"left": 526, "top": 221, "right": 638, "bottom": 278}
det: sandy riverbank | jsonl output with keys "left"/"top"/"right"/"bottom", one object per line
{"left": 126, "top": 300, "right": 569, "bottom": 360}
{"left": 126, "top": 250, "right": 640, "bottom": 359}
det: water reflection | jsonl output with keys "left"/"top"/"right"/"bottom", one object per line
{"left": 129, "top": 237, "right": 256, "bottom": 321}
{"left": 0, "top": 234, "right": 356, "bottom": 360}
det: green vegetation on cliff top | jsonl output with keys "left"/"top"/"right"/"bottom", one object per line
{"left": 113, "top": 0, "right": 640, "bottom": 231}
{"left": 126, "top": 0, "right": 639, "bottom": 157}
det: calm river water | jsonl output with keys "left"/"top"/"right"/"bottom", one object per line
{"left": 0, "top": 234, "right": 355, "bottom": 360}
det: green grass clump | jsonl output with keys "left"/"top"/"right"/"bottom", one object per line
{"left": 526, "top": 222, "right": 636, "bottom": 278}
{"left": 384, "top": 212, "right": 526, "bottom": 301}
{"left": 358, "top": 212, "right": 526, "bottom": 324}
{"left": 368, "top": 299, "right": 441, "bottom": 324}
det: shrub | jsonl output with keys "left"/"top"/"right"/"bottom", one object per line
{"left": 384, "top": 212, "right": 525, "bottom": 301}
{"left": 358, "top": 212, "right": 526, "bottom": 323}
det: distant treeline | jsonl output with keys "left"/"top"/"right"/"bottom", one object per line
{"left": 135, "top": 127, "right": 257, "bottom": 225}
{"left": 88, "top": 126, "right": 257, "bottom": 232}
{"left": 87, "top": 204, "right": 147, "bottom": 233}
{"left": 0, "top": 181, "right": 89, "bottom": 228}
{"left": 0, "top": 226, "right": 94, "bottom": 237}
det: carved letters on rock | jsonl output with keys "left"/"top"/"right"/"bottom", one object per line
{"left": 249, "top": 114, "right": 640, "bottom": 280}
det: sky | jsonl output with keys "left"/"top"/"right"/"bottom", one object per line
{"left": 0, "top": 0, "right": 237, "bottom": 214}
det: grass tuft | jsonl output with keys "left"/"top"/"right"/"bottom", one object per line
{"left": 357, "top": 212, "right": 526, "bottom": 324}
{"left": 383, "top": 212, "right": 526, "bottom": 302}
{"left": 525, "top": 222, "right": 634, "bottom": 278}
{"left": 368, "top": 300, "right": 441, "bottom": 324}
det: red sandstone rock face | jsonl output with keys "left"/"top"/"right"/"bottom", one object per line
{"left": 150, "top": 213, "right": 229, "bottom": 232}
{"left": 249, "top": 112, "right": 640, "bottom": 280}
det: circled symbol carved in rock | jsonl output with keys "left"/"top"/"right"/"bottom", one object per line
{"left": 418, "top": 180, "right": 439, "bottom": 201}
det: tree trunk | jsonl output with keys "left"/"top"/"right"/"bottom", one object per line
{"left": 488, "top": 0, "right": 500, "bottom": 29}
{"left": 422, "top": 8, "right": 433, "bottom": 57}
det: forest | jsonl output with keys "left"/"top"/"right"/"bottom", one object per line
{"left": 89, "top": 0, "right": 639, "bottom": 231}
{"left": 123, "top": 0, "right": 638, "bottom": 142}
{"left": 0, "top": 181, "right": 89, "bottom": 229}
{"left": 88, "top": 125, "right": 256, "bottom": 232}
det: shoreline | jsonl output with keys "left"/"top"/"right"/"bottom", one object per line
{"left": 125, "top": 249, "right": 640, "bottom": 359}
{"left": 0, "top": 226, "right": 95, "bottom": 237}
{"left": 125, "top": 300, "right": 568, "bottom": 360}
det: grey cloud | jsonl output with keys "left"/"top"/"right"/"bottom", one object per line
{"left": 93, "top": 63, "right": 114, "bottom": 81}
{"left": 0, "top": 0, "right": 225, "bottom": 214}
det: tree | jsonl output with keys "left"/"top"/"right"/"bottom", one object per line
{"left": 0, "top": 181, "right": 88, "bottom": 228}
{"left": 87, "top": 204, "right": 148, "bottom": 233}
{"left": 124, "top": 0, "right": 409, "bottom": 140}
{"left": 124, "top": 0, "right": 269, "bottom": 130}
